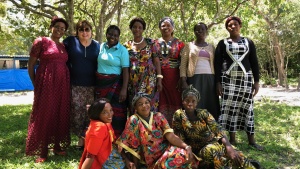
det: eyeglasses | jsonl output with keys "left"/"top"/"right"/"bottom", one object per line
{"left": 53, "top": 25, "right": 66, "bottom": 32}
{"left": 78, "top": 28, "right": 91, "bottom": 32}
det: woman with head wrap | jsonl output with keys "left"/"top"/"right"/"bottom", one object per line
{"left": 153, "top": 17, "right": 185, "bottom": 124}
{"left": 172, "top": 85, "right": 261, "bottom": 168}
{"left": 116, "top": 92, "right": 196, "bottom": 169}
{"left": 214, "top": 16, "right": 263, "bottom": 150}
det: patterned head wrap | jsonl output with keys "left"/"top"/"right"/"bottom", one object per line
{"left": 132, "top": 92, "right": 151, "bottom": 107}
{"left": 225, "top": 16, "right": 242, "bottom": 28}
{"left": 181, "top": 85, "right": 200, "bottom": 101}
{"left": 159, "top": 17, "right": 175, "bottom": 29}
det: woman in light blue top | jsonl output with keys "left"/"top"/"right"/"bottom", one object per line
{"left": 95, "top": 25, "right": 129, "bottom": 138}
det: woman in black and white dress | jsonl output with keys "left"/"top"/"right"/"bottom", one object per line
{"left": 214, "top": 16, "right": 263, "bottom": 150}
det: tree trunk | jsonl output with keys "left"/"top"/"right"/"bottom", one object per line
{"left": 66, "top": 0, "right": 74, "bottom": 35}
{"left": 271, "top": 32, "right": 286, "bottom": 86}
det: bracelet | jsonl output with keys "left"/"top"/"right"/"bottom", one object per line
{"left": 157, "top": 74, "right": 163, "bottom": 79}
{"left": 185, "top": 145, "right": 191, "bottom": 150}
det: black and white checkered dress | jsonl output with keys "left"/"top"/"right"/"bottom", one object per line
{"left": 219, "top": 38, "right": 255, "bottom": 134}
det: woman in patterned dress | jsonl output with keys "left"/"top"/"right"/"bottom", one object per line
{"left": 214, "top": 16, "right": 263, "bottom": 150}
{"left": 124, "top": 17, "right": 162, "bottom": 115}
{"left": 180, "top": 22, "right": 220, "bottom": 120}
{"left": 173, "top": 85, "right": 261, "bottom": 168}
{"left": 26, "top": 16, "right": 70, "bottom": 163}
{"left": 116, "top": 92, "right": 195, "bottom": 169}
{"left": 154, "top": 17, "right": 185, "bottom": 124}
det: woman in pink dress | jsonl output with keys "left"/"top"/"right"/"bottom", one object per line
{"left": 26, "top": 16, "right": 71, "bottom": 163}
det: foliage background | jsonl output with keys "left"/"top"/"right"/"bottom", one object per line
{"left": 1, "top": 0, "right": 299, "bottom": 86}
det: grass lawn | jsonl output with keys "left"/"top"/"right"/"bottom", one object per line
{"left": 0, "top": 101, "right": 299, "bottom": 169}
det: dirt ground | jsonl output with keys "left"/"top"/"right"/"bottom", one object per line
{"left": 0, "top": 86, "right": 299, "bottom": 106}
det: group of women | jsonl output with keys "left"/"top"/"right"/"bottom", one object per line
{"left": 25, "top": 15, "right": 262, "bottom": 168}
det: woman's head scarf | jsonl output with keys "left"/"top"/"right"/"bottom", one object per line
{"left": 132, "top": 92, "right": 151, "bottom": 107}
{"left": 181, "top": 85, "right": 200, "bottom": 101}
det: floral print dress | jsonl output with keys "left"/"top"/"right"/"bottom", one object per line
{"left": 124, "top": 38, "right": 160, "bottom": 114}
{"left": 116, "top": 112, "right": 193, "bottom": 169}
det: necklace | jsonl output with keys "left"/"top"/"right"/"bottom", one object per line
{"left": 133, "top": 37, "right": 144, "bottom": 45}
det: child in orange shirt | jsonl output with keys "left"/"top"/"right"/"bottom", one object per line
{"left": 79, "top": 98, "right": 125, "bottom": 169}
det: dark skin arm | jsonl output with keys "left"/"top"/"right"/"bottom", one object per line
{"left": 252, "top": 82, "right": 259, "bottom": 97}
{"left": 28, "top": 56, "right": 38, "bottom": 88}
{"left": 181, "top": 77, "right": 189, "bottom": 90}
{"left": 153, "top": 57, "right": 162, "bottom": 92}
{"left": 120, "top": 150, "right": 136, "bottom": 169}
{"left": 219, "top": 136, "right": 243, "bottom": 167}
{"left": 81, "top": 157, "right": 94, "bottom": 169}
{"left": 119, "top": 67, "right": 129, "bottom": 102}
{"left": 216, "top": 82, "right": 223, "bottom": 96}
{"left": 165, "top": 132, "right": 194, "bottom": 163}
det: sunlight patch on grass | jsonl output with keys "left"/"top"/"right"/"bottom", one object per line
{"left": 1, "top": 102, "right": 300, "bottom": 168}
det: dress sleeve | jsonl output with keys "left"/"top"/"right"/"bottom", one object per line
{"left": 172, "top": 109, "right": 186, "bottom": 141}
{"left": 178, "top": 41, "right": 185, "bottom": 65}
{"left": 210, "top": 44, "right": 216, "bottom": 74}
{"left": 120, "top": 45, "right": 130, "bottom": 68}
{"left": 29, "top": 37, "right": 43, "bottom": 58}
{"left": 116, "top": 115, "right": 143, "bottom": 160}
{"left": 247, "top": 38, "right": 260, "bottom": 82}
{"left": 214, "top": 40, "right": 224, "bottom": 83}
{"left": 62, "top": 36, "right": 70, "bottom": 49}
{"left": 150, "top": 39, "right": 159, "bottom": 59}
{"left": 180, "top": 43, "right": 190, "bottom": 77}
{"left": 86, "top": 122, "right": 107, "bottom": 155}
{"left": 155, "top": 112, "right": 173, "bottom": 134}
{"left": 203, "top": 110, "right": 225, "bottom": 140}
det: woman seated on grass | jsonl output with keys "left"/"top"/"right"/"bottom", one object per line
{"left": 116, "top": 92, "right": 196, "bottom": 169}
{"left": 79, "top": 98, "right": 124, "bottom": 169}
{"left": 172, "top": 85, "right": 261, "bottom": 169}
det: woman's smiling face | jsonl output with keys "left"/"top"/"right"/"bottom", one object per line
{"left": 106, "top": 29, "right": 120, "bottom": 47}
{"left": 160, "top": 21, "right": 174, "bottom": 37}
{"left": 135, "top": 97, "right": 151, "bottom": 118}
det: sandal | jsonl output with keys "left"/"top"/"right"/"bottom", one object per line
{"left": 250, "top": 160, "right": 261, "bottom": 169}
{"left": 35, "top": 157, "right": 46, "bottom": 163}
{"left": 249, "top": 143, "right": 264, "bottom": 151}
{"left": 53, "top": 149, "right": 67, "bottom": 156}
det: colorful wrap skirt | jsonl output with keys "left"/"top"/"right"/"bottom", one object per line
{"left": 95, "top": 73, "right": 127, "bottom": 138}
{"left": 159, "top": 68, "right": 182, "bottom": 124}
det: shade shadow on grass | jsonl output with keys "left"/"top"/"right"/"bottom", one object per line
{"left": 0, "top": 105, "right": 82, "bottom": 169}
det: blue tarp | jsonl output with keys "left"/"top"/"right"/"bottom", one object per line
{"left": 0, "top": 69, "right": 33, "bottom": 91}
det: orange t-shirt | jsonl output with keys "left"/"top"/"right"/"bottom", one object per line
{"left": 79, "top": 120, "right": 115, "bottom": 169}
